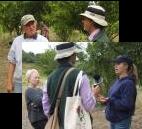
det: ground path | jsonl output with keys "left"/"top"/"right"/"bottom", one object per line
{"left": 0, "top": 43, "right": 9, "bottom": 93}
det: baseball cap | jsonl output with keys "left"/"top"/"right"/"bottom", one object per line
{"left": 114, "top": 55, "right": 133, "bottom": 66}
{"left": 21, "top": 14, "right": 36, "bottom": 26}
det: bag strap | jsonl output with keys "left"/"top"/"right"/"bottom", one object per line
{"left": 55, "top": 67, "right": 75, "bottom": 107}
{"left": 49, "top": 67, "right": 70, "bottom": 115}
{"left": 73, "top": 70, "right": 83, "bottom": 96}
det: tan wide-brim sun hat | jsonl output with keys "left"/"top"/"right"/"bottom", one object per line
{"left": 80, "top": 5, "right": 108, "bottom": 27}
{"left": 54, "top": 42, "right": 81, "bottom": 60}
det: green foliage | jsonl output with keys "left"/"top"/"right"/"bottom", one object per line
{"left": 0, "top": 25, "right": 3, "bottom": 35}
{"left": 22, "top": 50, "right": 36, "bottom": 63}
{"left": 21, "top": 1, "right": 49, "bottom": 22}
{"left": 35, "top": 50, "right": 57, "bottom": 75}
{"left": 98, "top": 1, "right": 119, "bottom": 41}
{"left": 0, "top": 1, "right": 49, "bottom": 35}
{"left": 118, "top": 43, "right": 142, "bottom": 86}
{"left": 77, "top": 42, "right": 116, "bottom": 95}
{"left": 0, "top": 1, "right": 119, "bottom": 41}
{"left": 42, "top": 1, "right": 119, "bottom": 41}
{"left": 22, "top": 50, "right": 57, "bottom": 76}
{"left": 42, "top": 1, "right": 88, "bottom": 41}
{"left": 0, "top": 2, "right": 23, "bottom": 34}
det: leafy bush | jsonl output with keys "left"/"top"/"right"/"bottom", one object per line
{"left": 35, "top": 50, "right": 57, "bottom": 75}
{"left": 22, "top": 50, "right": 36, "bottom": 63}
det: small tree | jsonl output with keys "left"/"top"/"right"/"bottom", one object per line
{"left": 35, "top": 50, "right": 57, "bottom": 75}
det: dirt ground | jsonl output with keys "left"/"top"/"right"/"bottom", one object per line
{"left": 22, "top": 89, "right": 33, "bottom": 129}
{"left": 0, "top": 44, "right": 8, "bottom": 93}
{"left": 22, "top": 88, "right": 142, "bottom": 129}
{"left": 92, "top": 88, "right": 142, "bottom": 129}
{"left": 92, "top": 102, "right": 142, "bottom": 129}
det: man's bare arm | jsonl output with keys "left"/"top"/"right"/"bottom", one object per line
{"left": 6, "top": 62, "right": 16, "bottom": 93}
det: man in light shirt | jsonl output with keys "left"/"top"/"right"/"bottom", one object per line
{"left": 6, "top": 14, "right": 48, "bottom": 93}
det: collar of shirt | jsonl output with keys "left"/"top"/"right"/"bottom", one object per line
{"left": 24, "top": 33, "right": 37, "bottom": 39}
{"left": 88, "top": 29, "right": 100, "bottom": 41}
{"left": 58, "top": 62, "right": 73, "bottom": 68}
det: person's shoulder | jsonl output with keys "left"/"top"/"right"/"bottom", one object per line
{"left": 72, "top": 68, "right": 87, "bottom": 79}
{"left": 9, "top": 35, "right": 23, "bottom": 48}
{"left": 12, "top": 35, "right": 24, "bottom": 44}
{"left": 47, "top": 68, "right": 59, "bottom": 83}
{"left": 121, "top": 77, "right": 135, "bottom": 88}
{"left": 37, "top": 34, "right": 49, "bottom": 42}
{"left": 95, "top": 30, "right": 110, "bottom": 43}
{"left": 48, "top": 70, "right": 56, "bottom": 79}
{"left": 14, "top": 35, "right": 24, "bottom": 41}
{"left": 71, "top": 68, "right": 86, "bottom": 75}
{"left": 74, "top": 68, "right": 86, "bottom": 75}
{"left": 25, "top": 87, "right": 34, "bottom": 95}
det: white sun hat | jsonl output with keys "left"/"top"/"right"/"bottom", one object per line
{"left": 54, "top": 42, "right": 81, "bottom": 60}
{"left": 80, "top": 4, "right": 108, "bottom": 27}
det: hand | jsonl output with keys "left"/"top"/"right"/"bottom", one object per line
{"left": 92, "top": 85, "right": 101, "bottom": 97}
{"left": 6, "top": 81, "right": 14, "bottom": 93}
{"left": 97, "top": 96, "right": 109, "bottom": 104}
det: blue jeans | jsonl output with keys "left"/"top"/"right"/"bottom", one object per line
{"left": 13, "top": 82, "right": 22, "bottom": 93}
{"left": 110, "top": 117, "right": 132, "bottom": 129}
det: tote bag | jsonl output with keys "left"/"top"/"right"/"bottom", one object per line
{"left": 64, "top": 71, "right": 92, "bottom": 129}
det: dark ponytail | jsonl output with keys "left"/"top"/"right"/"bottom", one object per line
{"left": 128, "top": 64, "right": 138, "bottom": 85}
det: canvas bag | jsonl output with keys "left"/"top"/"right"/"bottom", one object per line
{"left": 64, "top": 71, "right": 92, "bottom": 129}
{"left": 45, "top": 68, "right": 75, "bottom": 129}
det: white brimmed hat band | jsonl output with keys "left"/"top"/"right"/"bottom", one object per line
{"left": 54, "top": 43, "right": 81, "bottom": 60}
{"left": 84, "top": 11, "right": 105, "bottom": 20}
{"left": 80, "top": 5, "right": 108, "bottom": 27}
